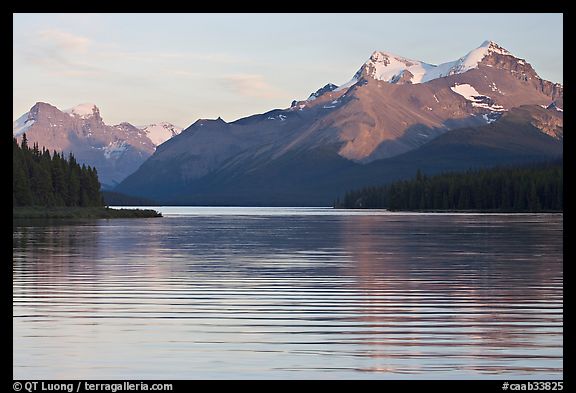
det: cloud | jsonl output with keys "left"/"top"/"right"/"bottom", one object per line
{"left": 17, "top": 27, "right": 246, "bottom": 82}
{"left": 95, "top": 48, "right": 242, "bottom": 65}
{"left": 37, "top": 29, "right": 91, "bottom": 52}
{"left": 14, "top": 28, "right": 101, "bottom": 78}
{"left": 19, "top": 45, "right": 104, "bottom": 79}
{"left": 170, "top": 69, "right": 202, "bottom": 78}
{"left": 222, "top": 74, "right": 284, "bottom": 99}
{"left": 16, "top": 26, "right": 252, "bottom": 89}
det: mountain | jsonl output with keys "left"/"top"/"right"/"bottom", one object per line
{"left": 139, "top": 122, "right": 183, "bottom": 146}
{"left": 13, "top": 103, "right": 181, "bottom": 188}
{"left": 115, "top": 41, "right": 563, "bottom": 205}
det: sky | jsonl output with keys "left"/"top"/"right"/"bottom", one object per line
{"left": 13, "top": 13, "right": 563, "bottom": 128}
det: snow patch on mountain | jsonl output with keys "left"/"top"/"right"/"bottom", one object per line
{"left": 482, "top": 113, "right": 501, "bottom": 124}
{"left": 267, "top": 114, "right": 287, "bottom": 121}
{"left": 64, "top": 103, "right": 98, "bottom": 119}
{"left": 451, "top": 84, "right": 483, "bottom": 101}
{"left": 450, "top": 84, "right": 506, "bottom": 113}
{"left": 546, "top": 102, "right": 563, "bottom": 112}
{"left": 13, "top": 113, "right": 35, "bottom": 137}
{"left": 103, "top": 140, "right": 128, "bottom": 159}
{"left": 488, "top": 82, "right": 504, "bottom": 95}
{"left": 334, "top": 77, "right": 359, "bottom": 92}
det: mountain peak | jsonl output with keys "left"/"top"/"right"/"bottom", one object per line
{"left": 450, "top": 40, "right": 512, "bottom": 72}
{"left": 479, "top": 40, "right": 510, "bottom": 55}
{"left": 192, "top": 117, "right": 227, "bottom": 127}
{"left": 29, "top": 102, "right": 60, "bottom": 113}
{"left": 352, "top": 50, "right": 433, "bottom": 84}
{"left": 308, "top": 83, "right": 338, "bottom": 100}
{"left": 341, "top": 40, "right": 518, "bottom": 88}
{"left": 64, "top": 103, "right": 100, "bottom": 119}
{"left": 369, "top": 51, "right": 417, "bottom": 65}
{"left": 114, "top": 122, "right": 137, "bottom": 129}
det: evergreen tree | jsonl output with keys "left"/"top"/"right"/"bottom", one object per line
{"left": 21, "top": 133, "right": 28, "bottom": 150}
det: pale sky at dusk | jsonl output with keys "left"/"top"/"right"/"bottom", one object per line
{"left": 13, "top": 13, "right": 563, "bottom": 128}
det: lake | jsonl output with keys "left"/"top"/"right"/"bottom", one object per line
{"left": 13, "top": 207, "right": 563, "bottom": 379}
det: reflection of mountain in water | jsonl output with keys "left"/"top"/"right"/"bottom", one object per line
{"left": 13, "top": 212, "right": 562, "bottom": 378}
{"left": 339, "top": 214, "right": 563, "bottom": 374}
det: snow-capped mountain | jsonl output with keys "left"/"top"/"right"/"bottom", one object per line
{"left": 286, "top": 40, "right": 562, "bottom": 161}
{"left": 117, "top": 40, "right": 562, "bottom": 206}
{"left": 344, "top": 40, "right": 512, "bottom": 86}
{"left": 139, "top": 122, "right": 183, "bottom": 146}
{"left": 12, "top": 103, "right": 180, "bottom": 187}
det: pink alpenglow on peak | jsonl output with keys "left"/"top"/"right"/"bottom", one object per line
{"left": 338, "top": 40, "right": 518, "bottom": 87}
{"left": 12, "top": 102, "right": 181, "bottom": 187}
{"left": 139, "top": 122, "right": 183, "bottom": 146}
{"left": 64, "top": 103, "right": 100, "bottom": 119}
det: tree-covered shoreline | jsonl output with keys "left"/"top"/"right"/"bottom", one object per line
{"left": 13, "top": 135, "right": 161, "bottom": 218}
{"left": 13, "top": 206, "right": 162, "bottom": 219}
{"left": 336, "top": 160, "right": 563, "bottom": 212}
{"left": 13, "top": 134, "right": 103, "bottom": 207}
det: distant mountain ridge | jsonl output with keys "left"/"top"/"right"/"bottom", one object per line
{"left": 13, "top": 103, "right": 182, "bottom": 188}
{"left": 116, "top": 40, "right": 562, "bottom": 205}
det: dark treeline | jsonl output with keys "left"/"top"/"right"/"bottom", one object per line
{"left": 13, "top": 134, "right": 104, "bottom": 207}
{"left": 337, "top": 160, "right": 563, "bottom": 211}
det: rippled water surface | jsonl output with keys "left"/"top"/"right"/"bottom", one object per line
{"left": 13, "top": 208, "right": 563, "bottom": 379}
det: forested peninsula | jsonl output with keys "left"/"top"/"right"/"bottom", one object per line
{"left": 13, "top": 135, "right": 161, "bottom": 219}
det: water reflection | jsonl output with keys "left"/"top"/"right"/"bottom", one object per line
{"left": 13, "top": 210, "right": 562, "bottom": 379}
{"left": 339, "top": 215, "right": 562, "bottom": 375}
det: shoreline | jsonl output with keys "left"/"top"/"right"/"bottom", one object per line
{"left": 334, "top": 207, "right": 562, "bottom": 213}
{"left": 13, "top": 206, "right": 162, "bottom": 219}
